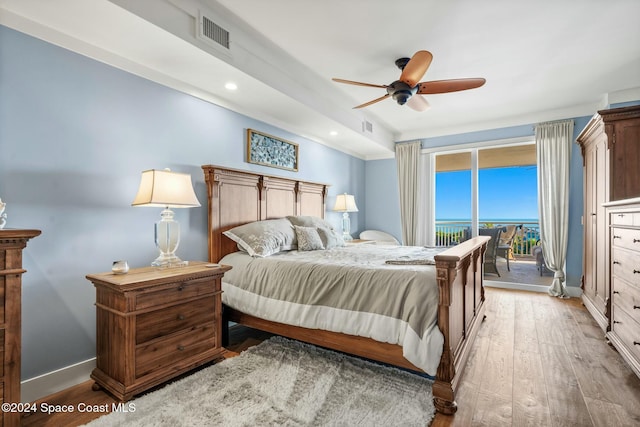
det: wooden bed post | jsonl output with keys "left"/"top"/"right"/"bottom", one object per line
{"left": 433, "top": 258, "right": 459, "bottom": 414}
{"left": 202, "top": 166, "right": 216, "bottom": 263}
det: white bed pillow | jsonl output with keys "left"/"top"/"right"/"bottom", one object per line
{"left": 287, "top": 216, "right": 345, "bottom": 248}
{"left": 223, "top": 218, "right": 297, "bottom": 257}
{"left": 293, "top": 225, "right": 325, "bottom": 251}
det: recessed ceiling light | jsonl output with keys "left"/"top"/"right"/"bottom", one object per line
{"left": 225, "top": 82, "right": 238, "bottom": 91}
{"left": 329, "top": 131, "right": 338, "bottom": 136}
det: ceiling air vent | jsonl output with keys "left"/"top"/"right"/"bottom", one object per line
{"left": 362, "top": 120, "right": 373, "bottom": 133}
{"left": 197, "top": 12, "right": 231, "bottom": 53}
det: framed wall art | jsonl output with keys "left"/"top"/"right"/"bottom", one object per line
{"left": 246, "top": 129, "right": 299, "bottom": 172}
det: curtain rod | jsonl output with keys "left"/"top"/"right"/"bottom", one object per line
{"left": 533, "top": 119, "right": 574, "bottom": 130}
{"left": 395, "top": 140, "right": 421, "bottom": 145}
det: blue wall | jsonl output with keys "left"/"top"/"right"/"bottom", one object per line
{"left": 0, "top": 25, "right": 365, "bottom": 380}
{"left": 364, "top": 159, "right": 401, "bottom": 240}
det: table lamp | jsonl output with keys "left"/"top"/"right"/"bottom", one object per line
{"left": 333, "top": 193, "right": 358, "bottom": 241}
{"left": 132, "top": 168, "right": 200, "bottom": 267}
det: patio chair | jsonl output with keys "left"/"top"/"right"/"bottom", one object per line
{"left": 460, "top": 227, "right": 472, "bottom": 243}
{"left": 496, "top": 224, "right": 522, "bottom": 271}
{"left": 532, "top": 242, "right": 552, "bottom": 276}
{"left": 479, "top": 227, "right": 503, "bottom": 276}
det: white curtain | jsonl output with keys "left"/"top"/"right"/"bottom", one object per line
{"left": 396, "top": 141, "right": 422, "bottom": 245}
{"left": 416, "top": 153, "right": 435, "bottom": 247}
{"left": 536, "top": 120, "right": 574, "bottom": 297}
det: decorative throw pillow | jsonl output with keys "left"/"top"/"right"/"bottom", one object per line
{"left": 316, "top": 226, "right": 345, "bottom": 249}
{"left": 293, "top": 225, "right": 325, "bottom": 251}
{"left": 287, "top": 216, "right": 345, "bottom": 248}
{"left": 287, "top": 215, "right": 331, "bottom": 229}
{"left": 223, "top": 218, "right": 296, "bottom": 257}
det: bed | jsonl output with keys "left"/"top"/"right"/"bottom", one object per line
{"left": 202, "top": 165, "right": 489, "bottom": 415}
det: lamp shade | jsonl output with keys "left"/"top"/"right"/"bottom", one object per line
{"left": 132, "top": 169, "right": 200, "bottom": 208}
{"left": 333, "top": 193, "right": 358, "bottom": 212}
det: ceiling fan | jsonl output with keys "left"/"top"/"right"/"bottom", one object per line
{"left": 332, "top": 50, "right": 486, "bottom": 112}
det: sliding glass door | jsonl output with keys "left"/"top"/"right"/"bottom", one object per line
{"left": 435, "top": 152, "right": 472, "bottom": 246}
{"left": 434, "top": 142, "right": 538, "bottom": 250}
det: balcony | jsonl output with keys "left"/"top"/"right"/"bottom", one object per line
{"left": 436, "top": 220, "right": 540, "bottom": 254}
{"left": 436, "top": 220, "right": 551, "bottom": 286}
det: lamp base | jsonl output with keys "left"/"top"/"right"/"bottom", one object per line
{"left": 341, "top": 212, "right": 353, "bottom": 241}
{"left": 152, "top": 207, "right": 188, "bottom": 268}
{"left": 152, "top": 253, "right": 188, "bottom": 268}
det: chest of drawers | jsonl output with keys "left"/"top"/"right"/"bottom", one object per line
{"left": 0, "top": 229, "right": 40, "bottom": 427}
{"left": 86, "top": 262, "right": 231, "bottom": 401}
{"left": 606, "top": 199, "right": 640, "bottom": 378}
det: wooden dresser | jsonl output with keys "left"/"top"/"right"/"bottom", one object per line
{"left": 577, "top": 104, "right": 640, "bottom": 332}
{"left": 606, "top": 199, "right": 640, "bottom": 378}
{"left": 602, "top": 106, "right": 640, "bottom": 201}
{"left": 0, "top": 229, "right": 40, "bottom": 427}
{"left": 86, "top": 262, "right": 231, "bottom": 401}
{"left": 577, "top": 112, "right": 610, "bottom": 330}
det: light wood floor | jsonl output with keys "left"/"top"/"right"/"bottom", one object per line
{"left": 22, "top": 288, "right": 640, "bottom": 426}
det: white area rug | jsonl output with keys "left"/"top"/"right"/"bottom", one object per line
{"left": 86, "top": 336, "right": 435, "bottom": 426}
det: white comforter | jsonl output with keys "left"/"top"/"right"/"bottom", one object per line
{"left": 220, "top": 244, "right": 445, "bottom": 375}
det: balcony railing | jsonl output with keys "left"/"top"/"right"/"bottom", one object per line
{"left": 435, "top": 220, "right": 540, "bottom": 256}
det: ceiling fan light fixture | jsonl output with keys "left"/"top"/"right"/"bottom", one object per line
{"left": 387, "top": 81, "right": 417, "bottom": 106}
{"left": 392, "top": 90, "right": 412, "bottom": 105}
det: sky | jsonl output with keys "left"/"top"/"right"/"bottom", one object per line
{"left": 436, "top": 166, "right": 538, "bottom": 220}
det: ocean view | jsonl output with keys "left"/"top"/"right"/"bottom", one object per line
{"left": 436, "top": 166, "right": 538, "bottom": 221}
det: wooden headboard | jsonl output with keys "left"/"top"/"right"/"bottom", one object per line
{"left": 202, "top": 165, "right": 329, "bottom": 263}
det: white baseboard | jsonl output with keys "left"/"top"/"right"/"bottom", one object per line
{"left": 21, "top": 358, "right": 96, "bottom": 404}
{"left": 485, "top": 280, "right": 582, "bottom": 298}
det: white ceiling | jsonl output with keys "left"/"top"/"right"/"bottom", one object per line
{"left": 1, "top": 0, "right": 639, "bottom": 159}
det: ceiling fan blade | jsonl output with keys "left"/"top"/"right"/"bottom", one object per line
{"left": 406, "top": 94, "right": 430, "bottom": 112}
{"left": 417, "top": 78, "right": 486, "bottom": 94}
{"left": 399, "top": 50, "right": 433, "bottom": 87}
{"left": 332, "top": 78, "right": 388, "bottom": 89}
{"left": 353, "top": 94, "right": 390, "bottom": 109}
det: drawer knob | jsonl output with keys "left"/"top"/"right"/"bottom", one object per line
{"left": 177, "top": 314, "right": 185, "bottom": 321}
{"left": 614, "top": 320, "right": 621, "bottom": 324}
{"left": 634, "top": 270, "right": 640, "bottom": 274}
{"left": 635, "top": 342, "right": 640, "bottom": 346}
{"left": 618, "top": 214, "right": 625, "bottom": 217}
{"left": 177, "top": 345, "right": 185, "bottom": 351}
{"left": 614, "top": 291, "right": 620, "bottom": 295}
{"left": 613, "top": 235, "right": 621, "bottom": 239}
{"left": 177, "top": 285, "right": 185, "bottom": 291}
{"left": 634, "top": 305, "right": 640, "bottom": 310}
{"left": 613, "top": 261, "right": 621, "bottom": 265}
{"left": 634, "top": 239, "right": 640, "bottom": 243}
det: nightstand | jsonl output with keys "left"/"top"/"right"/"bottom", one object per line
{"left": 86, "top": 261, "right": 231, "bottom": 401}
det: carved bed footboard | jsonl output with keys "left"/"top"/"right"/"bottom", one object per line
{"left": 433, "top": 237, "right": 488, "bottom": 414}
{"left": 203, "top": 165, "right": 489, "bottom": 414}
